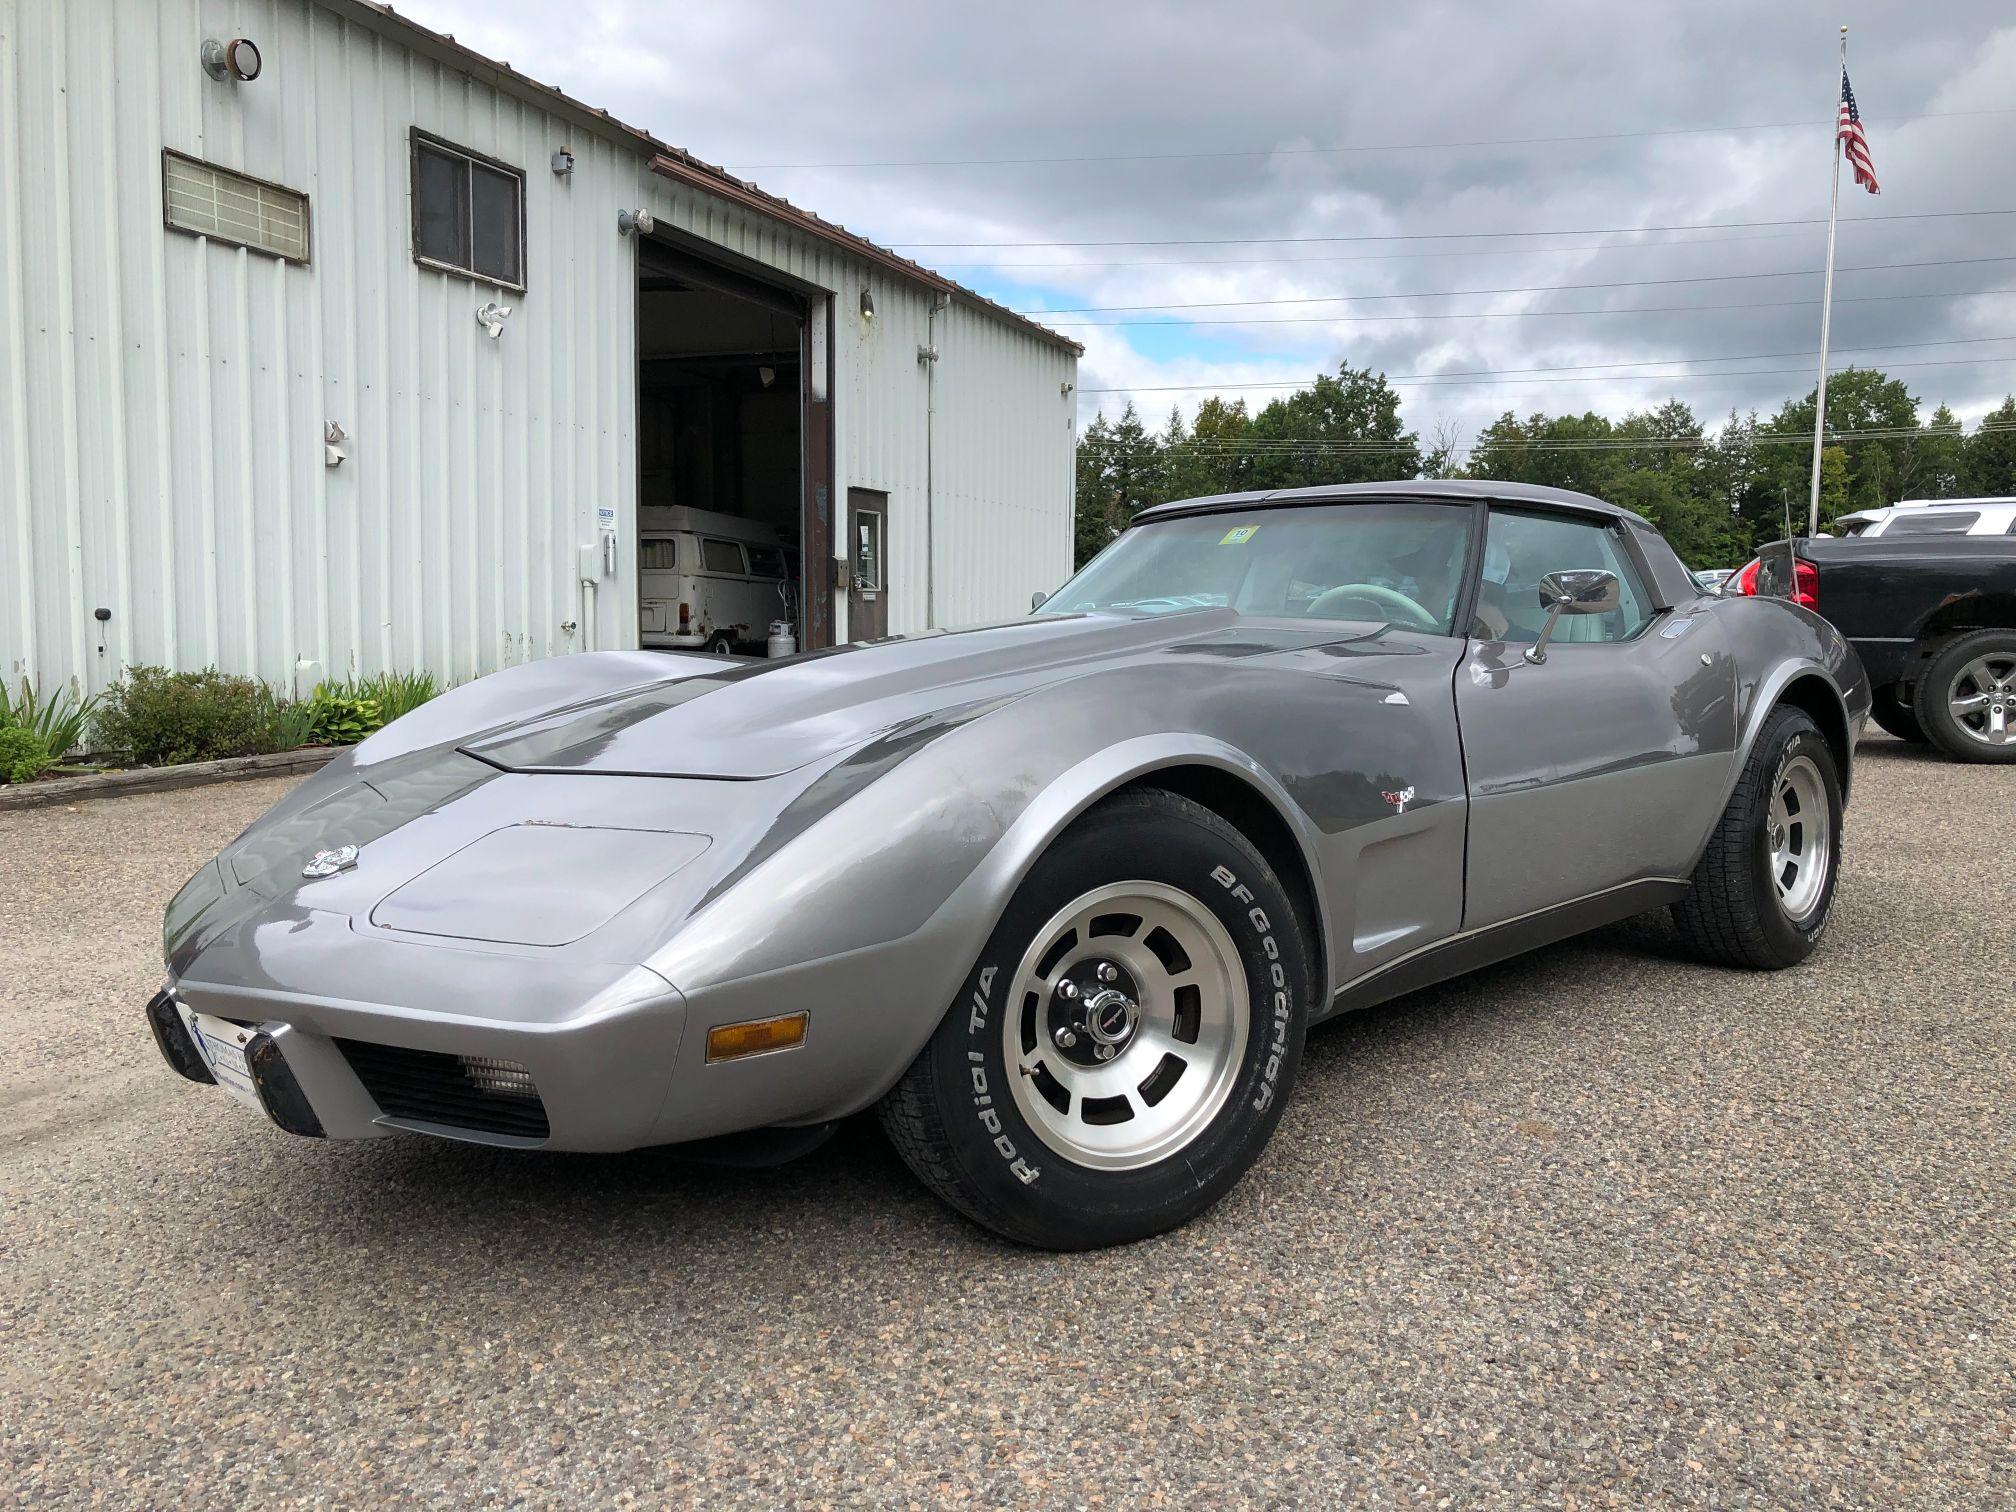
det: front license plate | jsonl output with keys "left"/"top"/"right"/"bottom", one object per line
{"left": 183, "top": 1009, "right": 265, "bottom": 1113}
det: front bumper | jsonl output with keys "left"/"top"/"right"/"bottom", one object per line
{"left": 154, "top": 923, "right": 691, "bottom": 1150}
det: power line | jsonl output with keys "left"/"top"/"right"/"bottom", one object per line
{"left": 1132, "top": 419, "right": 2016, "bottom": 459}
{"left": 1021, "top": 255, "right": 2016, "bottom": 316}
{"left": 1078, "top": 334, "right": 2016, "bottom": 394}
{"left": 936, "top": 227, "right": 1823, "bottom": 272}
{"left": 892, "top": 207, "right": 2016, "bottom": 250}
{"left": 1048, "top": 284, "right": 2016, "bottom": 329}
{"left": 729, "top": 107, "right": 2016, "bottom": 171}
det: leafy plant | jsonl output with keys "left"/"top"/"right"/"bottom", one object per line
{"left": 305, "top": 683, "right": 382, "bottom": 745}
{"left": 0, "top": 726, "right": 52, "bottom": 784}
{"left": 256, "top": 688, "right": 318, "bottom": 753}
{"left": 91, "top": 666, "right": 270, "bottom": 766}
{"left": 348, "top": 669, "right": 438, "bottom": 725}
{"left": 2, "top": 677, "right": 98, "bottom": 758}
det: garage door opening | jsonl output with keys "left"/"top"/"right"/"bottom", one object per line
{"left": 635, "top": 237, "right": 813, "bottom": 655}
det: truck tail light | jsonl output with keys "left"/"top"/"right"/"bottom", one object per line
{"left": 678, "top": 601, "right": 690, "bottom": 630}
{"left": 1792, "top": 558, "right": 1819, "bottom": 611}
{"left": 1730, "top": 558, "right": 1761, "bottom": 596}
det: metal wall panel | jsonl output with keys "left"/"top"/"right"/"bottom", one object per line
{"left": 0, "top": 0, "right": 1075, "bottom": 701}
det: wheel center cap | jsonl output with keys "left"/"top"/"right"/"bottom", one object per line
{"left": 1082, "top": 987, "right": 1138, "bottom": 1046}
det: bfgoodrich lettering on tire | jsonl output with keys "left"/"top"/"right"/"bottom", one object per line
{"left": 878, "top": 788, "right": 1311, "bottom": 1249}
{"left": 1672, "top": 705, "right": 1843, "bottom": 970}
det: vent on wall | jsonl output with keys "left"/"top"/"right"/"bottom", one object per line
{"left": 162, "top": 150, "right": 309, "bottom": 263}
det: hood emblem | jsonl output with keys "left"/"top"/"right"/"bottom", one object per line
{"left": 1381, "top": 786, "right": 1415, "bottom": 815}
{"left": 302, "top": 844, "right": 360, "bottom": 879}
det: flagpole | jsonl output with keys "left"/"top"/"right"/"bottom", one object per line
{"left": 1806, "top": 25, "right": 1848, "bottom": 537}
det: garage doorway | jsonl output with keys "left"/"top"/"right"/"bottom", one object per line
{"left": 847, "top": 488, "right": 889, "bottom": 640}
{"left": 634, "top": 235, "right": 833, "bottom": 653}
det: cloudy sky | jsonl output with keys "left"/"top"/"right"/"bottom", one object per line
{"left": 401, "top": 0, "right": 2016, "bottom": 451}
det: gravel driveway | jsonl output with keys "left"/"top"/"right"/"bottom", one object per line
{"left": 2, "top": 736, "right": 2010, "bottom": 1507}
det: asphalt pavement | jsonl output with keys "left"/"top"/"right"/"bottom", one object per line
{"left": 2, "top": 735, "right": 2010, "bottom": 1507}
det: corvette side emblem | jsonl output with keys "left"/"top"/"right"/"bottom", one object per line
{"left": 1381, "top": 786, "right": 1415, "bottom": 814}
{"left": 302, "top": 844, "right": 360, "bottom": 879}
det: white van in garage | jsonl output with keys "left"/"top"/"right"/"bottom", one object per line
{"left": 637, "top": 505, "right": 798, "bottom": 654}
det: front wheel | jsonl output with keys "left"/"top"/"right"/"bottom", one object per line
{"left": 1671, "top": 706, "right": 1842, "bottom": 970}
{"left": 879, "top": 790, "right": 1311, "bottom": 1249}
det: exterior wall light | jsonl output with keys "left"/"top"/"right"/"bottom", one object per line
{"left": 201, "top": 38, "right": 262, "bottom": 82}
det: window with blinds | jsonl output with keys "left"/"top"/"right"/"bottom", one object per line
{"left": 162, "top": 150, "right": 309, "bottom": 263}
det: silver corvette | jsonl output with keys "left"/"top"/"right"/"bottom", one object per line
{"left": 152, "top": 482, "right": 1869, "bottom": 1248}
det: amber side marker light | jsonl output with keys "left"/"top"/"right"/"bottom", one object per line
{"left": 706, "top": 1012, "right": 808, "bottom": 1063}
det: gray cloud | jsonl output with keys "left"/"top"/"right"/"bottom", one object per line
{"left": 402, "top": 0, "right": 2016, "bottom": 447}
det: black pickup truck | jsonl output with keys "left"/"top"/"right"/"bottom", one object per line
{"left": 1731, "top": 536, "right": 2016, "bottom": 762}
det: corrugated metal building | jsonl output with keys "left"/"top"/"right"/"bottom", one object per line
{"left": 0, "top": 0, "right": 1079, "bottom": 698}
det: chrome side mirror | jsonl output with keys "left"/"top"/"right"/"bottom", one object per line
{"left": 1030, "top": 589, "right": 1048, "bottom": 611}
{"left": 1524, "top": 569, "right": 1619, "bottom": 664}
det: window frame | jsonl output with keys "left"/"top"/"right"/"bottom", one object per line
{"left": 160, "top": 149, "right": 311, "bottom": 265}
{"left": 408, "top": 128, "right": 527, "bottom": 292}
{"left": 1471, "top": 505, "right": 1659, "bottom": 647}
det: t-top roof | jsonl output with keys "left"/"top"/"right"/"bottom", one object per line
{"left": 1132, "top": 479, "right": 1647, "bottom": 526}
{"left": 339, "top": 0, "right": 1081, "bottom": 356}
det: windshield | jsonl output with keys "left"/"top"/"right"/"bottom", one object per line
{"left": 1041, "top": 502, "right": 1474, "bottom": 632}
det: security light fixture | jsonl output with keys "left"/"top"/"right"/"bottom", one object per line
{"left": 859, "top": 289, "right": 876, "bottom": 324}
{"left": 201, "top": 37, "right": 262, "bottom": 82}
{"left": 551, "top": 147, "right": 575, "bottom": 176}
{"left": 617, "top": 207, "right": 655, "bottom": 237}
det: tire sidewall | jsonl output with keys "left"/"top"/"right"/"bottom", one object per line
{"left": 924, "top": 799, "right": 1309, "bottom": 1249}
{"left": 1745, "top": 715, "right": 1843, "bottom": 961}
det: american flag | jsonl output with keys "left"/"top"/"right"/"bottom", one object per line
{"left": 1838, "top": 69, "right": 1879, "bottom": 194}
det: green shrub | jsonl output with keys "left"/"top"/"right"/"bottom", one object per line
{"left": 349, "top": 669, "right": 439, "bottom": 725}
{"left": 305, "top": 683, "right": 381, "bottom": 745}
{"left": 1, "top": 677, "right": 98, "bottom": 757}
{"left": 91, "top": 666, "right": 270, "bottom": 766}
{"left": 0, "top": 726, "right": 52, "bottom": 784}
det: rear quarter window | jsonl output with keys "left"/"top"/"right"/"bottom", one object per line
{"left": 1885, "top": 512, "right": 1979, "bottom": 535}
{"left": 701, "top": 538, "right": 746, "bottom": 574}
{"left": 745, "top": 544, "right": 786, "bottom": 578}
{"left": 638, "top": 537, "right": 678, "bottom": 570}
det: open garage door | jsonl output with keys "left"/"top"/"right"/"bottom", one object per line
{"left": 634, "top": 235, "right": 833, "bottom": 653}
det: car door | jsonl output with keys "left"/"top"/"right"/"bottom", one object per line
{"left": 1454, "top": 505, "right": 1736, "bottom": 930}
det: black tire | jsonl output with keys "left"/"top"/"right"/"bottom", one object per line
{"left": 1911, "top": 631, "right": 2016, "bottom": 764}
{"left": 703, "top": 631, "right": 736, "bottom": 656}
{"left": 878, "top": 789, "right": 1311, "bottom": 1250}
{"left": 1867, "top": 685, "right": 1925, "bottom": 743}
{"left": 1671, "top": 706, "right": 1843, "bottom": 970}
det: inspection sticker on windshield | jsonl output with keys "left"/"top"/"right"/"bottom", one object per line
{"left": 1219, "top": 525, "right": 1260, "bottom": 545}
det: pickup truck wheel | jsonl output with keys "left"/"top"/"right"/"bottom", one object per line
{"left": 878, "top": 790, "right": 1310, "bottom": 1250}
{"left": 1912, "top": 631, "right": 2016, "bottom": 763}
{"left": 1672, "top": 706, "right": 1842, "bottom": 970}
{"left": 1867, "top": 685, "right": 1925, "bottom": 743}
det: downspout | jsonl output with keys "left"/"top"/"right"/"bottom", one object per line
{"left": 920, "top": 293, "right": 948, "bottom": 628}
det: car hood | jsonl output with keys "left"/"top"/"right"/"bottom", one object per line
{"left": 462, "top": 611, "right": 1378, "bottom": 778}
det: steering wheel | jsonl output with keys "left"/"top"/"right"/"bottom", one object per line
{"left": 1304, "top": 582, "right": 1442, "bottom": 632}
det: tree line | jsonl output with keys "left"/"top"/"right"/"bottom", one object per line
{"left": 1074, "top": 365, "right": 2016, "bottom": 569}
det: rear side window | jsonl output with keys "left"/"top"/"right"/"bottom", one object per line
{"left": 701, "top": 539, "right": 746, "bottom": 574}
{"left": 1885, "top": 511, "right": 1978, "bottom": 535}
{"left": 638, "top": 537, "right": 678, "bottom": 570}
{"left": 745, "top": 544, "right": 786, "bottom": 578}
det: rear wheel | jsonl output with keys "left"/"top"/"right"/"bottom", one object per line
{"left": 1672, "top": 706, "right": 1842, "bottom": 970}
{"left": 703, "top": 631, "right": 736, "bottom": 656}
{"left": 1912, "top": 631, "right": 2016, "bottom": 763}
{"left": 879, "top": 790, "right": 1310, "bottom": 1249}
{"left": 1867, "top": 685, "right": 1925, "bottom": 743}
